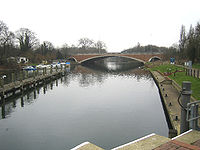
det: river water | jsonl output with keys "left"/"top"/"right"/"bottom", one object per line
{"left": 0, "top": 58, "right": 168, "bottom": 150}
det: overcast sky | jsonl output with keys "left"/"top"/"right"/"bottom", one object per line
{"left": 0, "top": 0, "right": 200, "bottom": 52}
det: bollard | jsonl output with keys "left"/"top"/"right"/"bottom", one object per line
{"left": 180, "top": 81, "right": 192, "bottom": 134}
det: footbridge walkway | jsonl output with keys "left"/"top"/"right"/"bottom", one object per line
{"left": 70, "top": 53, "right": 163, "bottom": 64}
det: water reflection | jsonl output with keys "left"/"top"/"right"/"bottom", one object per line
{"left": 0, "top": 63, "right": 151, "bottom": 120}
{"left": 82, "top": 56, "right": 144, "bottom": 73}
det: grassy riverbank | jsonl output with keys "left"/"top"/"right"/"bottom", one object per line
{"left": 149, "top": 63, "right": 200, "bottom": 100}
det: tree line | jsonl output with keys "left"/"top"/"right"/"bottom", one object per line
{"left": 178, "top": 22, "right": 200, "bottom": 63}
{"left": 0, "top": 20, "right": 107, "bottom": 65}
{"left": 121, "top": 42, "right": 172, "bottom": 54}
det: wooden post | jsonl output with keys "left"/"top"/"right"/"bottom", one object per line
{"left": 34, "top": 89, "right": 36, "bottom": 99}
{"left": 50, "top": 82, "right": 53, "bottom": 90}
{"left": 197, "top": 70, "right": 199, "bottom": 79}
{"left": 33, "top": 70, "right": 36, "bottom": 79}
{"left": 0, "top": 78, "right": 4, "bottom": 88}
{"left": 1, "top": 102, "right": 5, "bottom": 119}
{"left": 194, "top": 69, "right": 196, "bottom": 78}
{"left": 11, "top": 73, "right": 15, "bottom": 83}
{"left": 50, "top": 66, "right": 53, "bottom": 74}
{"left": 45, "top": 67, "right": 47, "bottom": 75}
{"left": 20, "top": 71, "right": 23, "bottom": 81}
{"left": 56, "top": 79, "right": 58, "bottom": 86}
{"left": 37, "top": 69, "right": 39, "bottom": 76}
{"left": 43, "top": 85, "right": 46, "bottom": 94}
{"left": 21, "top": 96, "right": 24, "bottom": 107}
{"left": 26, "top": 70, "right": 28, "bottom": 79}
{"left": 43, "top": 68, "right": 45, "bottom": 76}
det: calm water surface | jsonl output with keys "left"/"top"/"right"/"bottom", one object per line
{"left": 0, "top": 61, "right": 168, "bottom": 150}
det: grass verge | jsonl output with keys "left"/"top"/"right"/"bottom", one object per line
{"left": 149, "top": 63, "right": 200, "bottom": 100}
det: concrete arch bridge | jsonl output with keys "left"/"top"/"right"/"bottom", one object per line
{"left": 69, "top": 53, "right": 163, "bottom": 64}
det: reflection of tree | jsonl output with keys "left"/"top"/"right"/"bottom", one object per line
{"left": 67, "top": 65, "right": 151, "bottom": 87}
{"left": 0, "top": 63, "right": 152, "bottom": 119}
{"left": 65, "top": 65, "right": 108, "bottom": 87}
{"left": 1, "top": 101, "right": 14, "bottom": 119}
{"left": 0, "top": 82, "right": 54, "bottom": 119}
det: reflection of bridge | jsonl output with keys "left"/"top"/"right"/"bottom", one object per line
{"left": 70, "top": 53, "right": 163, "bottom": 64}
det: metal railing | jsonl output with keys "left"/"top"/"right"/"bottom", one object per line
{"left": 187, "top": 101, "right": 200, "bottom": 130}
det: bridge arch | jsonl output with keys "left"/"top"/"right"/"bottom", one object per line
{"left": 148, "top": 56, "right": 161, "bottom": 62}
{"left": 67, "top": 57, "right": 78, "bottom": 62}
{"left": 79, "top": 55, "right": 146, "bottom": 64}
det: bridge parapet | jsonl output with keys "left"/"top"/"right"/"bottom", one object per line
{"left": 71, "top": 54, "right": 163, "bottom": 64}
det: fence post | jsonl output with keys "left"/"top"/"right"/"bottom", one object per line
{"left": 180, "top": 81, "right": 192, "bottom": 134}
{"left": 194, "top": 69, "right": 196, "bottom": 78}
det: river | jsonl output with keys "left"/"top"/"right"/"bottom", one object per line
{"left": 0, "top": 58, "right": 168, "bottom": 150}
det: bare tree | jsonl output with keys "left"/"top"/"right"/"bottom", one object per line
{"left": 78, "top": 38, "right": 94, "bottom": 49}
{"left": 40, "top": 41, "right": 54, "bottom": 55}
{"left": 0, "top": 21, "right": 15, "bottom": 57}
{"left": 95, "top": 40, "right": 106, "bottom": 53}
{"left": 16, "top": 28, "right": 39, "bottom": 51}
{"left": 179, "top": 25, "right": 187, "bottom": 59}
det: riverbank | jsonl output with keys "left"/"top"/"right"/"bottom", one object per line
{"left": 150, "top": 70, "right": 181, "bottom": 136}
{"left": 148, "top": 62, "right": 200, "bottom": 137}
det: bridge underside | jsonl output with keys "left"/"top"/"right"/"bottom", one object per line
{"left": 79, "top": 56, "right": 145, "bottom": 64}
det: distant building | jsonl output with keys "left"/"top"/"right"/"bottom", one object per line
{"left": 17, "top": 57, "right": 29, "bottom": 63}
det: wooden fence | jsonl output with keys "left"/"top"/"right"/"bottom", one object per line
{"left": 185, "top": 68, "right": 200, "bottom": 79}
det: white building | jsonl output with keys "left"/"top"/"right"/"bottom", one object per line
{"left": 17, "top": 57, "right": 29, "bottom": 63}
